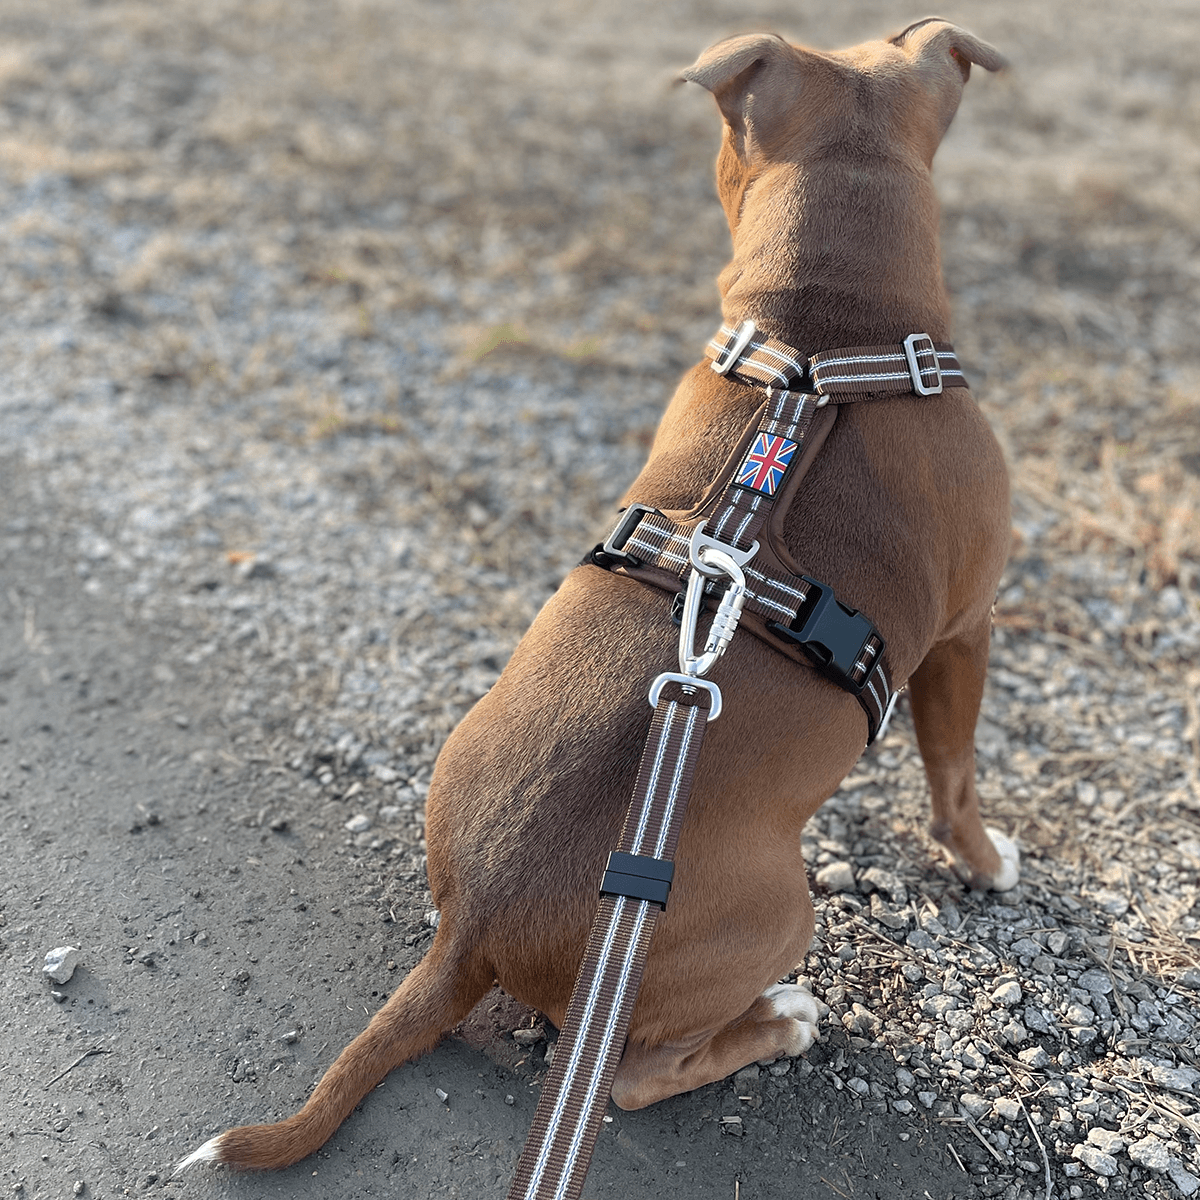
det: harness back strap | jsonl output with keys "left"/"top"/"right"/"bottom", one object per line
{"left": 507, "top": 678, "right": 714, "bottom": 1200}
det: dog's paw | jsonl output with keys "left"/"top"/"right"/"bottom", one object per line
{"left": 763, "top": 982, "right": 820, "bottom": 1056}
{"left": 984, "top": 827, "right": 1020, "bottom": 891}
{"left": 950, "top": 827, "right": 1020, "bottom": 892}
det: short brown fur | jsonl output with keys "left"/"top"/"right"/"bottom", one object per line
{"left": 187, "top": 17, "right": 1011, "bottom": 1170}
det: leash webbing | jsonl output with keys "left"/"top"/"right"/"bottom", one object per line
{"left": 506, "top": 680, "right": 713, "bottom": 1200}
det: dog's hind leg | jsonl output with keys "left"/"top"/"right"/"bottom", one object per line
{"left": 609, "top": 983, "right": 819, "bottom": 1111}
{"left": 908, "top": 619, "right": 1019, "bottom": 891}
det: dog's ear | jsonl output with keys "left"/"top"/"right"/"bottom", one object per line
{"left": 678, "top": 34, "right": 803, "bottom": 158}
{"left": 890, "top": 18, "right": 1006, "bottom": 142}
{"left": 892, "top": 17, "right": 1006, "bottom": 77}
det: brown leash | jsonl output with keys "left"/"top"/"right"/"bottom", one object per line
{"left": 507, "top": 323, "right": 967, "bottom": 1199}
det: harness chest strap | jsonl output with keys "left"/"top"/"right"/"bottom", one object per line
{"left": 595, "top": 386, "right": 892, "bottom": 742}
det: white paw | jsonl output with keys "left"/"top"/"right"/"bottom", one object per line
{"left": 174, "top": 1135, "right": 223, "bottom": 1175}
{"left": 764, "top": 982, "right": 820, "bottom": 1055}
{"left": 986, "top": 827, "right": 1021, "bottom": 891}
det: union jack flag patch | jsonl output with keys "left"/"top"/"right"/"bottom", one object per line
{"left": 736, "top": 433, "right": 797, "bottom": 495}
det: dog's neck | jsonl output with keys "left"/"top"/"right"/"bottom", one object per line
{"left": 716, "top": 157, "right": 953, "bottom": 353}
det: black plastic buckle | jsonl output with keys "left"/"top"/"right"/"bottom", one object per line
{"left": 599, "top": 851, "right": 675, "bottom": 910}
{"left": 766, "top": 577, "right": 882, "bottom": 697}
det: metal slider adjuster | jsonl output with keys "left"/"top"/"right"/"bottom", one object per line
{"left": 766, "top": 577, "right": 884, "bottom": 698}
{"left": 593, "top": 502, "right": 662, "bottom": 568}
{"left": 903, "top": 332, "right": 943, "bottom": 396}
{"left": 710, "top": 319, "right": 757, "bottom": 376}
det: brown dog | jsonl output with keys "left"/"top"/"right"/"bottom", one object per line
{"left": 180, "top": 16, "right": 1014, "bottom": 1173}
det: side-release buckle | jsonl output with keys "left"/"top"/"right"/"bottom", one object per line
{"left": 766, "top": 577, "right": 883, "bottom": 697}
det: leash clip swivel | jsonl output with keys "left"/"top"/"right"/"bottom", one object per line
{"left": 648, "top": 527, "right": 751, "bottom": 722}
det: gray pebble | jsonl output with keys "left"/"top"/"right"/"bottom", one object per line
{"left": 815, "top": 861, "right": 856, "bottom": 892}
{"left": 991, "top": 980, "right": 1023, "bottom": 1006}
{"left": 1072, "top": 1144, "right": 1118, "bottom": 1177}
{"left": 344, "top": 813, "right": 372, "bottom": 833}
{"left": 1127, "top": 1136, "right": 1171, "bottom": 1172}
{"left": 1086, "top": 1128, "right": 1125, "bottom": 1155}
{"left": 43, "top": 946, "right": 81, "bottom": 985}
{"left": 1169, "top": 1164, "right": 1200, "bottom": 1196}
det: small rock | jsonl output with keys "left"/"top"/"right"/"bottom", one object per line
{"left": 505, "top": 1094, "right": 515, "bottom": 1105}
{"left": 719, "top": 1116, "right": 744, "bottom": 1136}
{"left": 435, "top": 1088, "right": 449, "bottom": 1103}
{"left": 1047, "top": 930, "right": 1070, "bottom": 955}
{"left": 906, "top": 929, "right": 937, "bottom": 951}
{"left": 1017, "top": 1046, "right": 1050, "bottom": 1069}
{"left": 843, "top": 1003, "right": 881, "bottom": 1037}
{"left": 1078, "top": 969, "right": 1114, "bottom": 995}
{"left": 895, "top": 1067, "right": 914, "bottom": 1091}
{"left": 734, "top": 1065, "right": 760, "bottom": 1086}
{"left": 50, "top": 990, "right": 67, "bottom": 1003}
{"left": 957, "top": 1042, "right": 987, "bottom": 1071}
{"left": 1150, "top": 1064, "right": 1200, "bottom": 1092}
{"left": 917, "top": 1091, "right": 937, "bottom": 1109}
{"left": 768, "top": 1060, "right": 790, "bottom": 1077}
{"left": 960, "top": 1093, "right": 990, "bottom": 1119}
{"left": 1072, "top": 1144, "right": 1118, "bottom": 1177}
{"left": 73, "top": 1184, "right": 85, "bottom": 1197}
{"left": 344, "top": 814, "right": 371, "bottom": 834}
{"left": 859, "top": 866, "right": 907, "bottom": 904}
{"left": 543, "top": 1043, "right": 555, "bottom": 1068}
{"left": 993, "top": 1097, "right": 1022, "bottom": 1121}
{"left": 1168, "top": 1163, "right": 1200, "bottom": 1196}
{"left": 892, "top": 1099, "right": 914, "bottom": 1114}
{"left": 378, "top": 805, "right": 403, "bottom": 823}
{"left": 1001, "top": 1020, "right": 1027, "bottom": 1046}
{"left": 1010, "top": 937, "right": 1042, "bottom": 958}
{"left": 43, "top": 947, "right": 81, "bottom": 985}
{"left": 1127, "top": 1136, "right": 1171, "bottom": 1172}
{"left": 815, "top": 861, "right": 856, "bottom": 892}
{"left": 424, "top": 909, "right": 440, "bottom": 928}
{"left": 373, "top": 765, "right": 400, "bottom": 784}
{"left": 1087, "top": 1128, "right": 1126, "bottom": 1155}
{"left": 991, "top": 980, "right": 1023, "bottom": 1007}
{"left": 512, "top": 1028, "right": 543, "bottom": 1046}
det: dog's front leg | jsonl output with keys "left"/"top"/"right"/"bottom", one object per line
{"left": 909, "top": 617, "right": 1020, "bottom": 891}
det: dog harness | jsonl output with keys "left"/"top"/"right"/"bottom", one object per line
{"left": 507, "top": 321, "right": 967, "bottom": 1200}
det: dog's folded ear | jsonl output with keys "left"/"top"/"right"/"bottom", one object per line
{"left": 678, "top": 34, "right": 803, "bottom": 155}
{"left": 891, "top": 17, "right": 1008, "bottom": 79}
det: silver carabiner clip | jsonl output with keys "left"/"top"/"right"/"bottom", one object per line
{"left": 677, "top": 545, "right": 747, "bottom": 679}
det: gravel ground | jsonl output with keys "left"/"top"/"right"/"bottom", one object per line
{"left": 1, "top": 1, "right": 1198, "bottom": 1198}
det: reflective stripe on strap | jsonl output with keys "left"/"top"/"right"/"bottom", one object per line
{"left": 705, "top": 323, "right": 968, "bottom": 396}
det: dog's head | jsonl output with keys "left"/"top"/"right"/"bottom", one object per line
{"left": 680, "top": 18, "right": 1005, "bottom": 235}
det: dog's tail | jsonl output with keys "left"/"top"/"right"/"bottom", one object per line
{"left": 176, "top": 927, "right": 492, "bottom": 1172}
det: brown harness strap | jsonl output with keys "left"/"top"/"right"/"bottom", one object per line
{"left": 507, "top": 678, "right": 714, "bottom": 1200}
{"left": 706, "top": 320, "right": 967, "bottom": 397}
{"left": 598, "top": 388, "right": 895, "bottom": 742}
